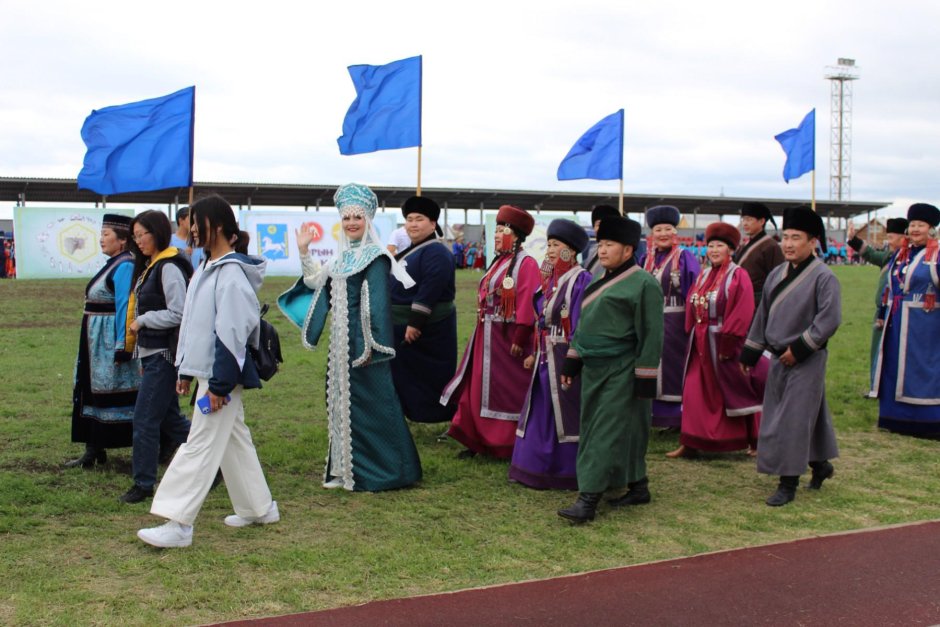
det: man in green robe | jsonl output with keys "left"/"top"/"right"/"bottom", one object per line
{"left": 558, "top": 216, "right": 664, "bottom": 523}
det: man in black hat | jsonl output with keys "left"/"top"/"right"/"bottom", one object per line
{"left": 734, "top": 202, "right": 784, "bottom": 304}
{"left": 846, "top": 217, "right": 908, "bottom": 395}
{"left": 740, "top": 207, "right": 840, "bottom": 507}
{"left": 582, "top": 204, "right": 621, "bottom": 280}
{"left": 557, "top": 216, "right": 663, "bottom": 523}
{"left": 389, "top": 196, "right": 457, "bottom": 424}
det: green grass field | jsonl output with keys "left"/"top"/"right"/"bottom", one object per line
{"left": 1, "top": 265, "right": 938, "bottom": 626}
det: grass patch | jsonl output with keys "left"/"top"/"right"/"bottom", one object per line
{"left": 0, "top": 266, "right": 938, "bottom": 625}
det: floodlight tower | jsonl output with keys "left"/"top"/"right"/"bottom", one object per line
{"left": 825, "top": 58, "right": 860, "bottom": 201}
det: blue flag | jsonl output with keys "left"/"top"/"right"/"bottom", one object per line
{"left": 774, "top": 109, "right": 815, "bottom": 183}
{"left": 337, "top": 56, "right": 422, "bottom": 155}
{"left": 557, "top": 109, "right": 624, "bottom": 181}
{"left": 77, "top": 86, "right": 195, "bottom": 195}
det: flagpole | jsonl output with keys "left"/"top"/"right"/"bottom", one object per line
{"left": 811, "top": 169, "right": 816, "bottom": 212}
{"left": 618, "top": 178, "right": 624, "bottom": 215}
{"left": 188, "top": 186, "right": 194, "bottom": 205}
{"left": 416, "top": 146, "right": 422, "bottom": 197}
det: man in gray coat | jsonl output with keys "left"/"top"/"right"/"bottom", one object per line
{"left": 740, "top": 207, "right": 840, "bottom": 507}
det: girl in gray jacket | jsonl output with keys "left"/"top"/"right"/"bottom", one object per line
{"left": 137, "top": 195, "right": 278, "bottom": 548}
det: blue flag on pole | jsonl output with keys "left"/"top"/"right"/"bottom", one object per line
{"left": 337, "top": 55, "right": 422, "bottom": 155}
{"left": 557, "top": 109, "right": 624, "bottom": 181}
{"left": 77, "top": 86, "right": 195, "bottom": 195}
{"left": 774, "top": 108, "right": 815, "bottom": 183}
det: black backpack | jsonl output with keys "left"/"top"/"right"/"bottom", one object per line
{"left": 251, "top": 304, "right": 283, "bottom": 381}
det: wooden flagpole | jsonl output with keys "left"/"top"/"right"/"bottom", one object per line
{"left": 811, "top": 169, "right": 816, "bottom": 212}
{"left": 416, "top": 146, "right": 422, "bottom": 197}
{"left": 619, "top": 178, "right": 624, "bottom": 215}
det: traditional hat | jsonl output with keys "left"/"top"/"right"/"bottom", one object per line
{"left": 547, "top": 219, "right": 589, "bottom": 254}
{"left": 590, "top": 204, "right": 620, "bottom": 225}
{"left": 334, "top": 183, "right": 378, "bottom": 219}
{"left": 782, "top": 207, "right": 825, "bottom": 241}
{"left": 401, "top": 196, "right": 440, "bottom": 221}
{"left": 886, "top": 217, "right": 909, "bottom": 235}
{"left": 597, "top": 216, "right": 642, "bottom": 249}
{"left": 907, "top": 203, "right": 940, "bottom": 227}
{"left": 705, "top": 222, "right": 741, "bottom": 249}
{"left": 102, "top": 213, "right": 132, "bottom": 231}
{"left": 402, "top": 195, "right": 443, "bottom": 235}
{"left": 496, "top": 204, "right": 535, "bottom": 236}
{"left": 741, "top": 201, "right": 777, "bottom": 228}
{"left": 646, "top": 205, "right": 680, "bottom": 228}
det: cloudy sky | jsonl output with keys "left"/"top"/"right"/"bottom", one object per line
{"left": 1, "top": 0, "right": 938, "bottom": 219}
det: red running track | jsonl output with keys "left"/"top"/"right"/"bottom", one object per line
{"left": 220, "top": 520, "right": 940, "bottom": 626}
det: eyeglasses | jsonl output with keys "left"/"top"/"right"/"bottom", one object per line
{"left": 132, "top": 231, "right": 151, "bottom": 242}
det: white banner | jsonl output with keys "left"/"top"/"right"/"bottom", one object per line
{"left": 13, "top": 207, "right": 135, "bottom": 279}
{"left": 239, "top": 211, "right": 397, "bottom": 276}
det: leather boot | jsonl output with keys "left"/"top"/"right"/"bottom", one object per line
{"left": 608, "top": 477, "right": 651, "bottom": 507}
{"left": 558, "top": 492, "right": 602, "bottom": 523}
{"left": 64, "top": 446, "right": 107, "bottom": 469}
{"left": 766, "top": 476, "right": 799, "bottom": 507}
{"left": 808, "top": 461, "right": 834, "bottom": 490}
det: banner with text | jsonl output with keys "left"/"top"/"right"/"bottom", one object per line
{"left": 239, "top": 211, "right": 397, "bottom": 276}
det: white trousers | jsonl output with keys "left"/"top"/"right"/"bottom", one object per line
{"left": 150, "top": 380, "right": 273, "bottom": 526}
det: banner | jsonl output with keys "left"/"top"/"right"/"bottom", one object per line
{"left": 13, "top": 207, "right": 135, "bottom": 279}
{"left": 484, "top": 213, "right": 579, "bottom": 267}
{"left": 239, "top": 211, "right": 397, "bottom": 276}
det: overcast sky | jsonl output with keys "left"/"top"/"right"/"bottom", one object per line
{"left": 2, "top": 0, "right": 938, "bottom": 220}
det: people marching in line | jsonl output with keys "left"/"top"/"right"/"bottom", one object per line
{"left": 558, "top": 215, "right": 663, "bottom": 523}
{"left": 389, "top": 196, "right": 458, "bottom": 425}
{"left": 510, "top": 219, "right": 593, "bottom": 490}
{"left": 48, "top": 192, "right": 939, "bottom": 541}
{"left": 121, "top": 210, "right": 193, "bottom": 505}
{"left": 440, "top": 205, "right": 541, "bottom": 459}
{"left": 138, "top": 195, "right": 277, "bottom": 548}
{"left": 740, "top": 207, "right": 841, "bottom": 507}
{"left": 640, "top": 205, "right": 701, "bottom": 430}
{"left": 846, "top": 216, "right": 908, "bottom": 396}
{"left": 871, "top": 203, "right": 940, "bottom": 437}
{"left": 280, "top": 183, "right": 422, "bottom": 491}
{"left": 67, "top": 214, "right": 140, "bottom": 469}
{"left": 669, "top": 222, "right": 767, "bottom": 460}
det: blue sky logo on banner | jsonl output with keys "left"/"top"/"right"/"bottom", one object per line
{"left": 257, "top": 224, "right": 289, "bottom": 260}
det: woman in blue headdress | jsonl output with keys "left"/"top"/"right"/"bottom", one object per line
{"left": 279, "top": 183, "right": 422, "bottom": 491}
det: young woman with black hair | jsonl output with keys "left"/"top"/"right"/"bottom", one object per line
{"left": 120, "top": 210, "right": 193, "bottom": 504}
{"left": 138, "top": 195, "right": 276, "bottom": 548}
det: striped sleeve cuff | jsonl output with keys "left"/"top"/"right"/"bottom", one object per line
{"left": 407, "top": 302, "right": 432, "bottom": 330}
{"left": 789, "top": 330, "right": 820, "bottom": 363}
{"left": 634, "top": 368, "right": 658, "bottom": 400}
{"left": 740, "top": 339, "right": 765, "bottom": 367}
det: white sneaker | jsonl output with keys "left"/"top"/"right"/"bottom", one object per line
{"left": 224, "top": 501, "right": 280, "bottom": 528}
{"left": 322, "top": 477, "right": 344, "bottom": 489}
{"left": 137, "top": 520, "right": 193, "bottom": 548}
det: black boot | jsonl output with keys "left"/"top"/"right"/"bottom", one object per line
{"left": 558, "top": 492, "right": 601, "bottom": 523}
{"left": 64, "top": 446, "right": 107, "bottom": 469}
{"left": 808, "top": 461, "right": 834, "bottom": 490}
{"left": 766, "top": 476, "right": 799, "bottom": 507}
{"left": 608, "top": 477, "right": 651, "bottom": 507}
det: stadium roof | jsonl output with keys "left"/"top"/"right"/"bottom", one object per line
{"left": 0, "top": 177, "right": 888, "bottom": 220}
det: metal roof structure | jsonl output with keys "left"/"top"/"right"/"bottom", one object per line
{"left": 0, "top": 177, "right": 888, "bottom": 220}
